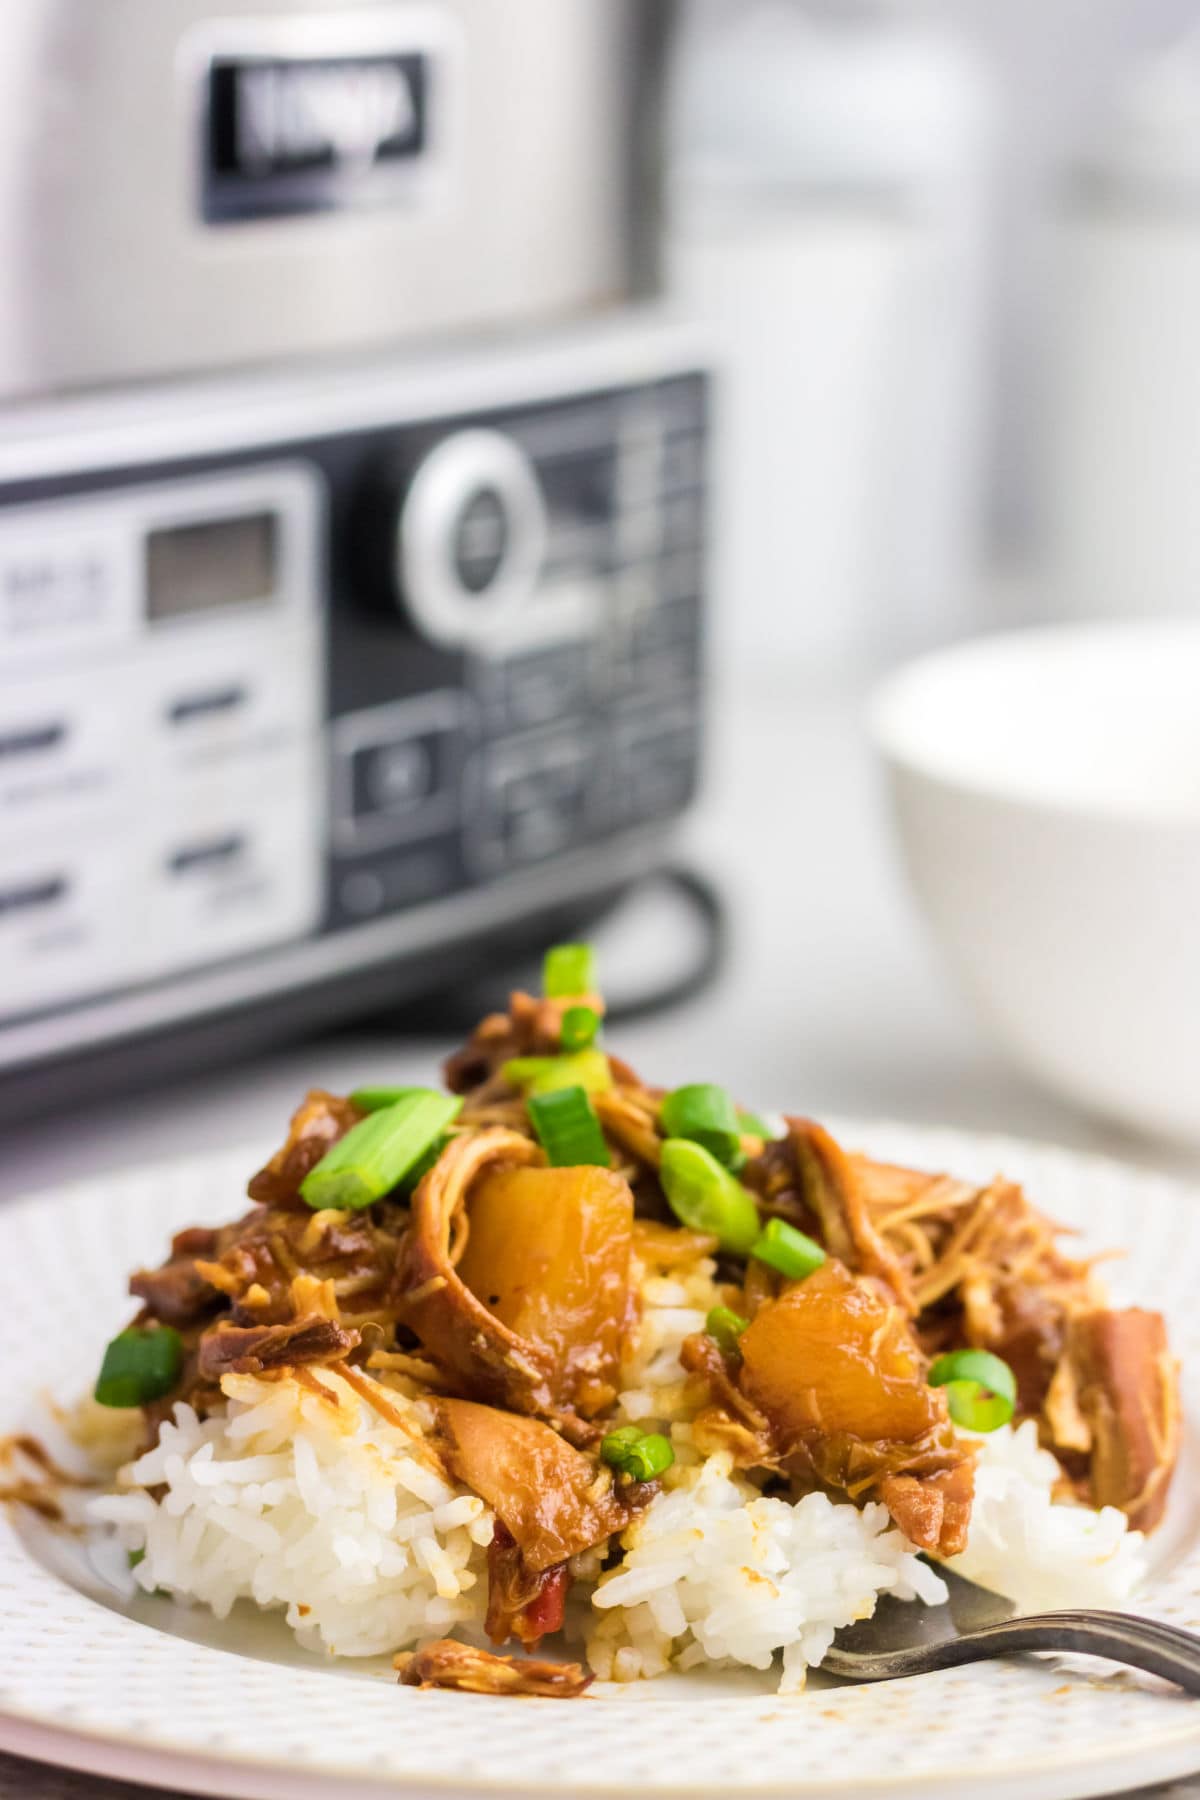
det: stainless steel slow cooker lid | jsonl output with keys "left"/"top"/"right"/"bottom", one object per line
{"left": 0, "top": 0, "right": 670, "bottom": 400}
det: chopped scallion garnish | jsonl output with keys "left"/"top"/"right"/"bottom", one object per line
{"left": 348, "top": 1085, "right": 421, "bottom": 1113}
{"left": 750, "top": 1217, "right": 826, "bottom": 1282}
{"left": 560, "top": 1004, "right": 600, "bottom": 1053}
{"left": 500, "top": 1055, "right": 552, "bottom": 1086}
{"left": 600, "top": 1426, "right": 674, "bottom": 1482}
{"left": 403, "top": 1131, "right": 454, "bottom": 1192}
{"left": 300, "top": 1090, "right": 462, "bottom": 1211}
{"left": 928, "top": 1348, "right": 1016, "bottom": 1432}
{"left": 658, "top": 1139, "right": 761, "bottom": 1255}
{"left": 502, "top": 1047, "right": 612, "bottom": 1096}
{"left": 660, "top": 1083, "right": 743, "bottom": 1167}
{"left": 706, "top": 1305, "right": 750, "bottom": 1359}
{"left": 527, "top": 1085, "right": 610, "bottom": 1167}
{"left": 736, "top": 1108, "right": 775, "bottom": 1140}
{"left": 543, "top": 943, "right": 597, "bottom": 998}
{"left": 94, "top": 1327, "right": 184, "bottom": 1408}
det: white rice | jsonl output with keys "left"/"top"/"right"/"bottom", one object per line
{"left": 613, "top": 1251, "right": 720, "bottom": 1433}
{"left": 89, "top": 1368, "right": 493, "bottom": 1657}
{"left": 947, "top": 1420, "right": 1146, "bottom": 1610}
{"left": 84, "top": 1249, "right": 1148, "bottom": 1689}
{"left": 587, "top": 1451, "right": 947, "bottom": 1692}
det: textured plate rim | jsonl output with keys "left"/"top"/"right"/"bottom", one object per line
{"left": 6, "top": 1708, "right": 1200, "bottom": 1800}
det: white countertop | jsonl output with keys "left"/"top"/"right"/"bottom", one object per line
{"left": 7, "top": 669, "right": 1199, "bottom": 1202}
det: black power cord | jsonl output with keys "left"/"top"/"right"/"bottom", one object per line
{"left": 600, "top": 864, "right": 728, "bottom": 1022}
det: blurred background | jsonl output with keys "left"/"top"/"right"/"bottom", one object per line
{"left": 3, "top": 0, "right": 1200, "bottom": 1194}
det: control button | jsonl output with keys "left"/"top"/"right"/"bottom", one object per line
{"left": 661, "top": 546, "right": 704, "bottom": 604}
{"left": 609, "top": 702, "right": 699, "bottom": 827}
{"left": 347, "top": 730, "right": 452, "bottom": 837}
{"left": 0, "top": 720, "right": 66, "bottom": 759}
{"left": 467, "top": 729, "right": 596, "bottom": 876}
{"left": 147, "top": 622, "right": 320, "bottom": 793}
{"left": 0, "top": 872, "right": 68, "bottom": 917}
{"left": 331, "top": 691, "right": 469, "bottom": 856}
{"left": 166, "top": 832, "right": 245, "bottom": 877}
{"left": 476, "top": 641, "right": 592, "bottom": 735}
{"left": 0, "top": 669, "right": 129, "bottom": 838}
{"left": 145, "top": 772, "right": 322, "bottom": 977}
{"left": 632, "top": 596, "right": 702, "bottom": 696}
{"left": 616, "top": 504, "right": 662, "bottom": 562}
{"left": 365, "top": 738, "right": 434, "bottom": 811}
{"left": 396, "top": 430, "right": 547, "bottom": 649}
{"left": 339, "top": 869, "right": 387, "bottom": 917}
{"left": 662, "top": 491, "right": 705, "bottom": 552}
{"left": 0, "top": 842, "right": 136, "bottom": 1022}
{"left": 660, "top": 434, "right": 705, "bottom": 496}
{"left": 610, "top": 592, "right": 702, "bottom": 701}
{"left": 166, "top": 684, "right": 247, "bottom": 727}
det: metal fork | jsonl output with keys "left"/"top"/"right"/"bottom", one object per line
{"left": 822, "top": 1564, "right": 1200, "bottom": 1692}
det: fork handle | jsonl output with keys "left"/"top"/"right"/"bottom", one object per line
{"left": 919, "top": 1611, "right": 1200, "bottom": 1694}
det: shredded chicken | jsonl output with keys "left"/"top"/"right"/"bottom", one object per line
{"left": 434, "top": 1398, "right": 638, "bottom": 1570}
{"left": 484, "top": 1521, "right": 571, "bottom": 1648}
{"left": 1059, "top": 1308, "right": 1180, "bottom": 1531}
{"left": 130, "top": 1228, "right": 223, "bottom": 1326}
{"left": 393, "top": 1130, "right": 563, "bottom": 1417}
{"left": 395, "top": 1638, "right": 592, "bottom": 1697}
{"left": 246, "top": 1089, "right": 363, "bottom": 1209}
{"left": 445, "top": 990, "right": 605, "bottom": 1096}
{"left": 744, "top": 1120, "right": 913, "bottom": 1306}
{"left": 196, "top": 1315, "right": 359, "bottom": 1380}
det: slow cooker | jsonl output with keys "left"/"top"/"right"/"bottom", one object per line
{"left": 0, "top": 0, "right": 710, "bottom": 1116}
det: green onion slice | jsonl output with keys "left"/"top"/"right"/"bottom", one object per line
{"left": 94, "top": 1327, "right": 184, "bottom": 1408}
{"left": 660, "top": 1083, "right": 743, "bottom": 1167}
{"left": 499, "top": 1055, "right": 553, "bottom": 1087}
{"left": 736, "top": 1108, "right": 776, "bottom": 1140}
{"left": 600, "top": 1425, "right": 642, "bottom": 1454}
{"left": 530, "top": 1050, "right": 610, "bottom": 1095}
{"left": 750, "top": 1217, "right": 826, "bottom": 1282}
{"left": 300, "top": 1090, "right": 462, "bottom": 1211}
{"left": 658, "top": 1139, "right": 761, "bottom": 1255}
{"left": 348, "top": 1085, "right": 422, "bottom": 1113}
{"left": 600, "top": 1426, "right": 675, "bottom": 1482}
{"left": 403, "top": 1131, "right": 454, "bottom": 1192}
{"left": 543, "top": 943, "right": 598, "bottom": 999}
{"left": 928, "top": 1349, "right": 1017, "bottom": 1433}
{"left": 502, "top": 1047, "right": 612, "bottom": 1096}
{"left": 560, "top": 1004, "right": 600, "bottom": 1053}
{"left": 706, "top": 1305, "right": 750, "bottom": 1359}
{"left": 527, "top": 1085, "right": 610, "bottom": 1167}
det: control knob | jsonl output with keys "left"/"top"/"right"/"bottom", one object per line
{"left": 391, "top": 429, "right": 547, "bottom": 648}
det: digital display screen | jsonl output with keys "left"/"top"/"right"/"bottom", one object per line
{"left": 145, "top": 513, "right": 278, "bottom": 622}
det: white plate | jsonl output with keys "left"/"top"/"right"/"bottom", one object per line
{"left": 2, "top": 1123, "right": 1200, "bottom": 1800}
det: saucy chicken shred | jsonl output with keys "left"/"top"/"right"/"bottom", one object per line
{"left": 111, "top": 964, "right": 1179, "bottom": 1696}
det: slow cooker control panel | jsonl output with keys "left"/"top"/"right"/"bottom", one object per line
{"left": 0, "top": 358, "right": 707, "bottom": 1041}
{"left": 325, "top": 372, "right": 707, "bottom": 927}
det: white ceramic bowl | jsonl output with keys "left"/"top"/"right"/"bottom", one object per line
{"left": 870, "top": 622, "right": 1200, "bottom": 1147}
